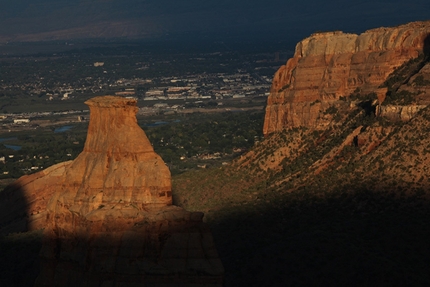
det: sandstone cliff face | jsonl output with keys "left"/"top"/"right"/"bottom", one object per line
{"left": 5, "top": 96, "right": 223, "bottom": 286}
{"left": 264, "top": 21, "right": 430, "bottom": 135}
{"left": 395, "top": 61, "right": 430, "bottom": 104}
{"left": 376, "top": 104, "right": 427, "bottom": 121}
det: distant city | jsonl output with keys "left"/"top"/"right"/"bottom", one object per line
{"left": 0, "top": 45, "right": 292, "bottom": 130}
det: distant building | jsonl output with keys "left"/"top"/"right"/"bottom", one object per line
{"left": 167, "top": 87, "right": 191, "bottom": 93}
{"left": 14, "top": 119, "right": 30, "bottom": 124}
{"left": 115, "top": 91, "right": 136, "bottom": 96}
{"left": 146, "top": 89, "right": 165, "bottom": 97}
{"left": 153, "top": 103, "right": 169, "bottom": 109}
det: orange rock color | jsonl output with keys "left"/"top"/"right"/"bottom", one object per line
{"left": 2, "top": 96, "right": 223, "bottom": 286}
{"left": 263, "top": 21, "right": 430, "bottom": 135}
{"left": 0, "top": 161, "right": 72, "bottom": 234}
{"left": 50, "top": 96, "right": 173, "bottom": 216}
{"left": 0, "top": 96, "right": 171, "bottom": 234}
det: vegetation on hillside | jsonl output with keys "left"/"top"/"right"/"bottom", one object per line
{"left": 171, "top": 53, "right": 430, "bottom": 285}
{"left": 171, "top": 109, "right": 430, "bottom": 285}
{"left": 382, "top": 52, "right": 430, "bottom": 105}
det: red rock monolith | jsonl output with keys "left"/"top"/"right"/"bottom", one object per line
{"left": 31, "top": 96, "right": 223, "bottom": 286}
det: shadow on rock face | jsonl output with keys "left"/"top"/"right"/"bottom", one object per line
{"left": 424, "top": 33, "right": 430, "bottom": 58}
{"left": 0, "top": 181, "right": 43, "bottom": 287}
{"left": 0, "top": 181, "right": 31, "bottom": 235}
{"left": 210, "top": 185, "right": 430, "bottom": 286}
{"left": 35, "top": 206, "right": 223, "bottom": 287}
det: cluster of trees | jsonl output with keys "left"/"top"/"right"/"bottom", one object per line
{"left": 142, "top": 110, "right": 264, "bottom": 174}
{"left": 0, "top": 125, "right": 87, "bottom": 178}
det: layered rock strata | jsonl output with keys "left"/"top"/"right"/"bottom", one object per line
{"left": 264, "top": 21, "right": 430, "bottom": 135}
{"left": 376, "top": 104, "right": 427, "bottom": 121}
{"left": 29, "top": 96, "right": 223, "bottom": 286}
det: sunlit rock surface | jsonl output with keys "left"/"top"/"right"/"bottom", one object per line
{"left": 264, "top": 21, "right": 430, "bottom": 134}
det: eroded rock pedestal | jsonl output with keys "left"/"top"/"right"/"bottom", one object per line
{"left": 33, "top": 96, "right": 223, "bottom": 286}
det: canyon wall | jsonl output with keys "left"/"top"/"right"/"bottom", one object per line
{"left": 263, "top": 21, "right": 430, "bottom": 135}
{"left": 376, "top": 104, "right": 427, "bottom": 121}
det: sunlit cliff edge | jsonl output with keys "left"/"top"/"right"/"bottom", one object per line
{"left": 264, "top": 20, "right": 430, "bottom": 134}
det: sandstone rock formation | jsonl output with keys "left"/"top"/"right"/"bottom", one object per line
{"left": 395, "top": 61, "right": 430, "bottom": 104}
{"left": 376, "top": 104, "right": 427, "bottom": 121}
{"left": 5, "top": 96, "right": 223, "bottom": 286}
{"left": 0, "top": 161, "right": 72, "bottom": 234}
{"left": 264, "top": 21, "right": 430, "bottom": 135}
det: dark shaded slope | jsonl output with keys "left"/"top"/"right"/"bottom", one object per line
{"left": 173, "top": 42, "right": 430, "bottom": 285}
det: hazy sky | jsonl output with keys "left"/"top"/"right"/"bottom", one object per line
{"left": 0, "top": 0, "right": 429, "bottom": 43}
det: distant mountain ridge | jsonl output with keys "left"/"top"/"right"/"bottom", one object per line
{"left": 0, "top": 0, "right": 429, "bottom": 43}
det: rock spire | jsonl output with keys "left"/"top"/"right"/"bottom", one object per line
{"left": 3, "top": 95, "right": 223, "bottom": 286}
